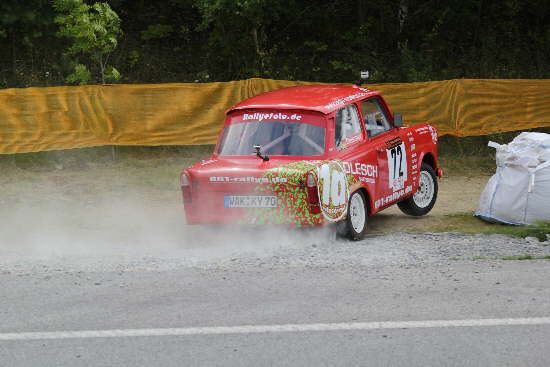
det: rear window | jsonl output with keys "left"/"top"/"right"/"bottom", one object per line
{"left": 218, "top": 111, "right": 325, "bottom": 156}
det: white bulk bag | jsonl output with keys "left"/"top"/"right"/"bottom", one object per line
{"left": 476, "top": 132, "right": 550, "bottom": 225}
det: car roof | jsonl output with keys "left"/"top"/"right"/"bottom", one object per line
{"left": 228, "top": 85, "right": 380, "bottom": 115}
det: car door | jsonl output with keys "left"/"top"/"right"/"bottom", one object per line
{"left": 360, "top": 97, "right": 411, "bottom": 210}
{"left": 332, "top": 103, "right": 379, "bottom": 197}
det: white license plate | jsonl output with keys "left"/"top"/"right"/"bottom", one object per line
{"left": 224, "top": 195, "right": 278, "bottom": 208}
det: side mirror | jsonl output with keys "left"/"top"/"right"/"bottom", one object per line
{"left": 394, "top": 113, "right": 404, "bottom": 127}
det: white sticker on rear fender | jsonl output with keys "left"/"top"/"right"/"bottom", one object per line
{"left": 317, "top": 161, "right": 349, "bottom": 222}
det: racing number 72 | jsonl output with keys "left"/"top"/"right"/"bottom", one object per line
{"left": 387, "top": 143, "right": 407, "bottom": 190}
{"left": 390, "top": 145, "right": 404, "bottom": 179}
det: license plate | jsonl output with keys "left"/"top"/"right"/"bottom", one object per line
{"left": 224, "top": 195, "right": 278, "bottom": 208}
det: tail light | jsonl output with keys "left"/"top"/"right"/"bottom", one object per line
{"left": 181, "top": 172, "right": 192, "bottom": 203}
{"left": 306, "top": 172, "right": 321, "bottom": 214}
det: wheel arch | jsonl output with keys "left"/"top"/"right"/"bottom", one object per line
{"left": 351, "top": 187, "right": 372, "bottom": 216}
{"left": 420, "top": 151, "right": 437, "bottom": 170}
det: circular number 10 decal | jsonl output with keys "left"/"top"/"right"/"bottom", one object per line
{"left": 317, "top": 161, "right": 349, "bottom": 221}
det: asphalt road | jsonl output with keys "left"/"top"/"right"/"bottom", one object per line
{"left": 2, "top": 231, "right": 550, "bottom": 367}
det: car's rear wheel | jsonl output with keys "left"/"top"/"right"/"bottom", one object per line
{"left": 338, "top": 190, "right": 368, "bottom": 241}
{"left": 397, "top": 162, "right": 438, "bottom": 216}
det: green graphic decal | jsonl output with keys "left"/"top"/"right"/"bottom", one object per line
{"left": 244, "top": 161, "right": 321, "bottom": 226}
{"left": 241, "top": 160, "right": 361, "bottom": 227}
{"left": 317, "top": 161, "right": 349, "bottom": 222}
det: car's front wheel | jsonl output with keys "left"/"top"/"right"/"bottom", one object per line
{"left": 338, "top": 190, "right": 368, "bottom": 241}
{"left": 397, "top": 162, "right": 438, "bottom": 216}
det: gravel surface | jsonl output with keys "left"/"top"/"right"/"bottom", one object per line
{"left": 3, "top": 228, "right": 550, "bottom": 367}
{"left": 5, "top": 168, "right": 542, "bottom": 274}
{"left": 1, "top": 230, "right": 549, "bottom": 274}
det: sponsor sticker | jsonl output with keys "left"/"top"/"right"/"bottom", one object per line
{"left": 210, "top": 176, "right": 288, "bottom": 184}
{"left": 200, "top": 159, "right": 217, "bottom": 166}
{"left": 385, "top": 137, "right": 403, "bottom": 150}
{"left": 317, "top": 161, "right": 349, "bottom": 222}
{"left": 415, "top": 127, "right": 430, "bottom": 134}
{"left": 428, "top": 126, "right": 438, "bottom": 144}
{"left": 339, "top": 134, "right": 362, "bottom": 148}
{"left": 325, "top": 90, "right": 369, "bottom": 109}
{"left": 342, "top": 161, "right": 378, "bottom": 179}
{"left": 359, "top": 177, "right": 375, "bottom": 184}
{"left": 375, "top": 185, "right": 413, "bottom": 209}
{"left": 415, "top": 126, "right": 438, "bottom": 144}
{"left": 241, "top": 112, "right": 303, "bottom": 122}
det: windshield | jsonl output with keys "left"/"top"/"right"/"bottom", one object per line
{"left": 218, "top": 121, "right": 325, "bottom": 156}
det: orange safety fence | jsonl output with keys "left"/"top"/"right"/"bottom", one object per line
{"left": 1, "top": 78, "right": 550, "bottom": 154}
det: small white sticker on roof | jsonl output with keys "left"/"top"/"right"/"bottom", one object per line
{"left": 325, "top": 91, "right": 369, "bottom": 109}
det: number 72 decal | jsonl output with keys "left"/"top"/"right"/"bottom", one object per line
{"left": 386, "top": 143, "right": 408, "bottom": 191}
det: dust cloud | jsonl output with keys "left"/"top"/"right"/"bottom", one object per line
{"left": 0, "top": 186, "right": 337, "bottom": 269}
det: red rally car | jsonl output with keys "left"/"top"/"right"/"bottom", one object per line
{"left": 181, "top": 84, "right": 442, "bottom": 240}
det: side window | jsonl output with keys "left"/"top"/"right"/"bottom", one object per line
{"left": 335, "top": 104, "right": 362, "bottom": 149}
{"left": 362, "top": 99, "right": 391, "bottom": 137}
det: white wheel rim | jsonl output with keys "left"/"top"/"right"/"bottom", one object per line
{"left": 349, "top": 193, "right": 366, "bottom": 233}
{"left": 413, "top": 171, "right": 434, "bottom": 208}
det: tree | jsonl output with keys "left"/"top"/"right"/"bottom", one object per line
{"left": 53, "top": 0, "right": 122, "bottom": 85}
{"left": 2, "top": 0, "right": 550, "bottom": 88}
{"left": 194, "top": 0, "right": 293, "bottom": 79}
{"left": 0, "top": 1, "right": 58, "bottom": 88}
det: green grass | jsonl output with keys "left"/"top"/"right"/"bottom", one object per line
{"left": 500, "top": 255, "right": 550, "bottom": 261}
{"left": 436, "top": 129, "right": 550, "bottom": 177}
{"left": 430, "top": 212, "right": 550, "bottom": 241}
{"left": 0, "top": 145, "right": 215, "bottom": 172}
{"left": 437, "top": 155, "right": 495, "bottom": 177}
{"left": 0, "top": 145, "right": 216, "bottom": 206}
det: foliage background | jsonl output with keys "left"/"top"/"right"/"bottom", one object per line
{"left": 0, "top": 0, "right": 549, "bottom": 88}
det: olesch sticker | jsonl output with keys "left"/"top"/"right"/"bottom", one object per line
{"left": 317, "top": 161, "right": 349, "bottom": 222}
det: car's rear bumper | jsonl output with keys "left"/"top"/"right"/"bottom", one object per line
{"left": 183, "top": 200, "right": 326, "bottom": 227}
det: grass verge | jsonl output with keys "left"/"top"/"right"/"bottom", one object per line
{"left": 430, "top": 213, "right": 550, "bottom": 241}
{"left": 500, "top": 255, "right": 550, "bottom": 260}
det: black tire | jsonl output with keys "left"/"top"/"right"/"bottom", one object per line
{"left": 338, "top": 190, "right": 369, "bottom": 241}
{"left": 398, "top": 162, "right": 438, "bottom": 216}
